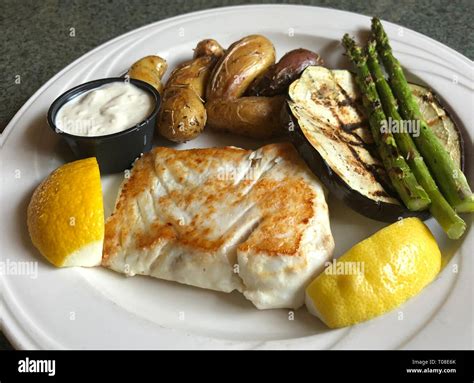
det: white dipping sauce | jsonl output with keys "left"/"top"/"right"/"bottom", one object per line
{"left": 56, "top": 82, "right": 154, "bottom": 137}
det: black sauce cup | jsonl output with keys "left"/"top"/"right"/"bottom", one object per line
{"left": 47, "top": 77, "right": 161, "bottom": 174}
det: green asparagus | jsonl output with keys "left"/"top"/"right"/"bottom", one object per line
{"left": 366, "top": 40, "right": 465, "bottom": 238}
{"left": 372, "top": 17, "right": 474, "bottom": 213}
{"left": 342, "top": 34, "right": 430, "bottom": 212}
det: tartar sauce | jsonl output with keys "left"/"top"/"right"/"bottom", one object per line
{"left": 56, "top": 82, "right": 154, "bottom": 137}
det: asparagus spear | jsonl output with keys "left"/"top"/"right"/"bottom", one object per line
{"left": 366, "top": 40, "right": 465, "bottom": 238}
{"left": 372, "top": 17, "right": 474, "bottom": 213}
{"left": 342, "top": 34, "right": 430, "bottom": 212}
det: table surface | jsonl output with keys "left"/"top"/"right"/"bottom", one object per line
{"left": 0, "top": 0, "right": 472, "bottom": 350}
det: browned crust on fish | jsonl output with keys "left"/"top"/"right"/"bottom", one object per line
{"left": 102, "top": 143, "right": 318, "bottom": 265}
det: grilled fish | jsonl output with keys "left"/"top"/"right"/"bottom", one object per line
{"left": 102, "top": 143, "right": 334, "bottom": 309}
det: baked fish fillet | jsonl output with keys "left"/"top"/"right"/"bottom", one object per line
{"left": 102, "top": 143, "right": 334, "bottom": 309}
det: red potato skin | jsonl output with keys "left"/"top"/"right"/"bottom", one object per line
{"left": 246, "top": 48, "right": 324, "bottom": 97}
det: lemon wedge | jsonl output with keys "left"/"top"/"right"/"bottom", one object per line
{"left": 305, "top": 217, "right": 441, "bottom": 328}
{"left": 27, "top": 158, "right": 104, "bottom": 267}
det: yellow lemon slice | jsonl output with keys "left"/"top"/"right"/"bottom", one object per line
{"left": 305, "top": 217, "right": 441, "bottom": 328}
{"left": 27, "top": 158, "right": 104, "bottom": 267}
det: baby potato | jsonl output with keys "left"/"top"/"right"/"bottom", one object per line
{"left": 206, "top": 96, "right": 285, "bottom": 139}
{"left": 166, "top": 55, "right": 217, "bottom": 100}
{"left": 157, "top": 53, "right": 219, "bottom": 142}
{"left": 194, "top": 39, "right": 225, "bottom": 59}
{"left": 207, "top": 35, "right": 276, "bottom": 101}
{"left": 128, "top": 55, "right": 168, "bottom": 94}
{"left": 159, "top": 87, "right": 207, "bottom": 142}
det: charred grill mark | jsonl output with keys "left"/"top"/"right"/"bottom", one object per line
{"left": 334, "top": 80, "right": 366, "bottom": 118}
{"left": 421, "top": 93, "right": 434, "bottom": 103}
{"left": 372, "top": 189, "right": 392, "bottom": 198}
{"left": 328, "top": 108, "right": 365, "bottom": 145}
{"left": 311, "top": 92, "right": 333, "bottom": 108}
{"left": 340, "top": 121, "right": 366, "bottom": 132}
{"left": 314, "top": 79, "right": 400, "bottom": 198}
{"left": 332, "top": 97, "right": 399, "bottom": 198}
{"left": 327, "top": 98, "right": 376, "bottom": 152}
{"left": 343, "top": 139, "right": 393, "bottom": 199}
{"left": 340, "top": 139, "right": 366, "bottom": 148}
{"left": 427, "top": 115, "right": 447, "bottom": 126}
{"left": 298, "top": 70, "right": 405, "bottom": 202}
{"left": 326, "top": 99, "right": 396, "bottom": 198}
{"left": 336, "top": 98, "right": 352, "bottom": 107}
{"left": 323, "top": 81, "right": 374, "bottom": 148}
{"left": 345, "top": 143, "right": 372, "bottom": 172}
{"left": 363, "top": 140, "right": 382, "bottom": 161}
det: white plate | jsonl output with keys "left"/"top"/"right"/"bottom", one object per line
{"left": 0, "top": 4, "right": 472, "bottom": 350}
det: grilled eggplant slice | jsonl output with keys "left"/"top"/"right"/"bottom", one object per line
{"left": 286, "top": 66, "right": 464, "bottom": 222}
{"left": 409, "top": 83, "right": 463, "bottom": 170}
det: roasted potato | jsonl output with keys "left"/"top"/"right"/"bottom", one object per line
{"left": 207, "top": 35, "right": 276, "bottom": 101}
{"left": 166, "top": 55, "right": 217, "bottom": 99}
{"left": 194, "top": 39, "right": 225, "bottom": 59}
{"left": 159, "top": 87, "right": 207, "bottom": 142}
{"left": 128, "top": 55, "right": 168, "bottom": 94}
{"left": 206, "top": 96, "right": 285, "bottom": 139}
{"left": 157, "top": 44, "right": 221, "bottom": 142}
{"left": 246, "top": 48, "right": 323, "bottom": 96}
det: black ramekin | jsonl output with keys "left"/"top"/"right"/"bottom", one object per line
{"left": 47, "top": 77, "right": 161, "bottom": 174}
